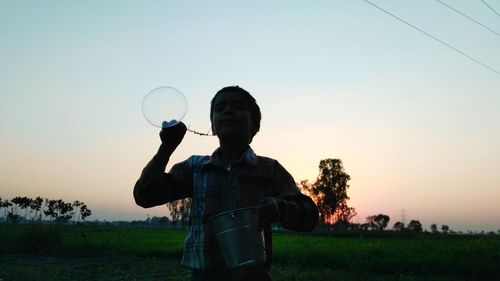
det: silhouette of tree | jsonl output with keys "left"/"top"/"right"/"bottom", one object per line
{"left": 19, "top": 197, "right": 33, "bottom": 222}
{"left": 44, "top": 199, "right": 57, "bottom": 222}
{"left": 2, "top": 200, "right": 12, "bottom": 221}
{"left": 80, "top": 204, "right": 92, "bottom": 221}
{"left": 150, "top": 216, "right": 171, "bottom": 226}
{"left": 441, "top": 224, "right": 450, "bottom": 234}
{"left": 366, "top": 214, "right": 390, "bottom": 230}
{"left": 159, "top": 216, "right": 170, "bottom": 225}
{"left": 301, "top": 179, "right": 357, "bottom": 226}
{"left": 302, "top": 159, "right": 354, "bottom": 224}
{"left": 430, "top": 223, "right": 438, "bottom": 233}
{"left": 393, "top": 221, "right": 405, "bottom": 231}
{"left": 407, "top": 220, "right": 423, "bottom": 233}
{"left": 10, "top": 197, "right": 23, "bottom": 218}
{"left": 166, "top": 198, "right": 191, "bottom": 227}
{"left": 0, "top": 198, "right": 13, "bottom": 221}
{"left": 43, "top": 199, "right": 73, "bottom": 223}
{"left": 30, "top": 197, "right": 44, "bottom": 223}
{"left": 55, "top": 199, "right": 74, "bottom": 224}
{"left": 334, "top": 200, "right": 357, "bottom": 224}
{"left": 1, "top": 197, "right": 90, "bottom": 225}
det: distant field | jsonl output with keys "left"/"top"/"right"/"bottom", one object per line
{"left": 1, "top": 224, "right": 499, "bottom": 281}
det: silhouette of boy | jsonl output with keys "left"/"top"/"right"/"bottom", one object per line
{"left": 134, "top": 86, "right": 318, "bottom": 281}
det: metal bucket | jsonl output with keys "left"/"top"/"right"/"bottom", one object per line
{"left": 208, "top": 207, "right": 266, "bottom": 269}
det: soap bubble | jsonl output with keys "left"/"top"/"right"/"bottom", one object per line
{"left": 142, "top": 86, "right": 188, "bottom": 128}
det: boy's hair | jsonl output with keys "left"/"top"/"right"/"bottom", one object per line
{"left": 210, "top": 86, "right": 261, "bottom": 141}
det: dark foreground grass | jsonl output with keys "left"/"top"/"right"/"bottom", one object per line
{"left": 1, "top": 255, "right": 189, "bottom": 281}
{"left": 1, "top": 224, "right": 499, "bottom": 281}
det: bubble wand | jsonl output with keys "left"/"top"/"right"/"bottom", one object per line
{"left": 142, "top": 86, "right": 214, "bottom": 136}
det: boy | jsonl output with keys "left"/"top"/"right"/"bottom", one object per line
{"left": 134, "top": 86, "right": 318, "bottom": 281}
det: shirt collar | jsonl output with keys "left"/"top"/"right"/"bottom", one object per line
{"left": 201, "top": 147, "right": 258, "bottom": 168}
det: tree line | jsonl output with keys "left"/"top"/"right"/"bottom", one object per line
{"left": 300, "top": 159, "right": 460, "bottom": 233}
{"left": 0, "top": 196, "right": 92, "bottom": 224}
{"left": 300, "top": 159, "right": 435, "bottom": 233}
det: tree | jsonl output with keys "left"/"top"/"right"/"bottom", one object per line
{"left": 393, "top": 221, "right": 405, "bottom": 231}
{"left": 158, "top": 216, "right": 170, "bottom": 225}
{"left": 166, "top": 198, "right": 191, "bottom": 227}
{"left": 68, "top": 201, "right": 92, "bottom": 223}
{"left": 305, "top": 159, "right": 354, "bottom": 225}
{"left": 2, "top": 197, "right": 90, "bottom": 224}
{"left": 407, "top": 220, "right": 423, "bottom": 233}
{"left": 430, "top": 223, "right": 438, "bottom": 233}
{"left": 43, "top": 199, "right": 74, "bottom": 223}
{"left": 367, "top": 214, "right": 390, "bottom": 231}
{"left": 10, "top": 197, "right": 24, "bottom": 221}
{"left": 55, "top": 200, "right": 74, "bottom": 224}
{"left": 376, "top": 214, "right": 390, "bottom": 230}
{"left": 30, "top": 197, "right": 44, "bottom": 223}
{"left": 441, "top": 224, "right": 449, "bottom": 234}
{"left": 44, "top": 199, "right": 57, "bottom": 222}
{"left": 19, "top": 197, "right": 33, "bottom": 222}
{"left": 0, "top": 198, "right": 13, "bottom": 222}
{"left": 2, "top": 200, "right": 13, "bottom": 222}
{"left": 79, "top": 204, "right": 92, "bottom": 221}
{"left": 334, "top": 201, "right": 357, "bottom": 224}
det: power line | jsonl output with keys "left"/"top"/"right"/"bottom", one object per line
{"left": 436, "top": 0, "right": 500, "bottom": 38}
{"left": 480, "top": 0, "right": 500, "bottom": 17}
{"left": 363, "top": 0, "right": 500, "bottom": 77}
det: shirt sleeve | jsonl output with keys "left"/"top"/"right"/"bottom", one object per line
{"left": 272, "top": 160, "right": 319, "bottom": 232}
{"left": 133, "top": 156, "right": 193, "bottom": 208}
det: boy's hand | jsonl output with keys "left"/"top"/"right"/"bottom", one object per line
{"left": 154, "top": 122, "right": 187, "bottom": 169}
{"left": 257, "top": 197, "right": 286, "bottom": 228}
{"left": 159, "top": 122, "right": 187, "bottom": 149}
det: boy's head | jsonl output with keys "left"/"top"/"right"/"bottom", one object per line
{"left": 210, "top": 86, "right": 261, "bottom": 144}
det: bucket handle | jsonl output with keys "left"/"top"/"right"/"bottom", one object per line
{"left": 225, "top": 207, "right": 259, "bottom": 226}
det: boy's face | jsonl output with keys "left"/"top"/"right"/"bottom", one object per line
{"left": 211, "top": 91, "right": 253, "bottom": 143}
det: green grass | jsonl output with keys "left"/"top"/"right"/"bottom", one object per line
{"left": 1, "top": 224, "right": 499, "bottom": 281}
{"left": 272, "top": 232, "right": 500, "bottom": 280}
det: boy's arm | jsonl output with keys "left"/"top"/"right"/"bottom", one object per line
{"left": 133, "top": 157, "right": 192, "bottom": 208}
{"left": 258, "top": 194, "right": 318, "bottom": 232}
{"left": 258, "top": 161, "right": 319, "bottom": 232}
{"left": 133, "top": 122, "right": 191, "bottom": 208}
{"left": 281, "top": 193, "right": 318, "bottom": 232}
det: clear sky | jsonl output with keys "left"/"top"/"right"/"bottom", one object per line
{"left": 1, "top": 0, "right": 499, "bottom": 232}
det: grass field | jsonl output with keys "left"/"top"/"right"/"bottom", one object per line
{"left": 1, "top": 224, "right": 499, "bottom": 281}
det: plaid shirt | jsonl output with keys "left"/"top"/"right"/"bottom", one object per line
{"left": 134, "top": 147, "right": 318, "bottom": 271}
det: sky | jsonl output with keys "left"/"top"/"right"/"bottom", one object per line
{"left": 1, "top": 0, "right": 499, "bottom": 232}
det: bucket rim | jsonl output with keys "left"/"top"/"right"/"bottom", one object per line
{"left": 208, "top": 206, "right": 259, "bottom": 222}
